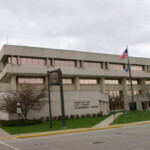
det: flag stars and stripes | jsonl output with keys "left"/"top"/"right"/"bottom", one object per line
{"left": 119, "top": 49, "right": 128, "bottom": 60}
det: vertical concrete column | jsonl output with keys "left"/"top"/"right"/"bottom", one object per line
{"left": 141, "top": 79, "right": 146, "bottom": 94}
{"left": 144, "top": 65, "right": 147, "bottom": 72}
{"left": 46, "top": 58, "right": 49, "bottom": 66}
{"left": 122, "top": 78, "right": 129, "bottom": 110}
{"left": 106, "top": 62, "right": 109, "bottom": 70}
{"left": 148, "top": 66, "right": 150, "bottom": 72}
{"left": 18, "top": 56, "right": 20, "bottom": 65}
{"left": 81, "top": 60, "right": 84, "bottom": 69}
{"left": 10, "top": 55, "right": 13, "bottom": 64}
{"left": 125, "top": 63, "right": 127, "bottom": 70}
{"left": 100, "top": 77, "right": 105, "bottom": 93}
{"left": 45, "top": 76, "right": 48, "bottom": 85}
{"left": 52, "top": 58, "right": 55, "bottom": 67}
{"left": 77, "top": 60, "right": 80, "bottom": 68}
{"left": 11, "top": 75, "right": 16, "bottom": 90}
{"left": 141, "top": 79, "right": 146, "bottom": 86}
{"left": 102, "top": 62, "right": 105, "bottom": 69}
{"left": 74, "top": 76, "right": 80, "bottom": 90}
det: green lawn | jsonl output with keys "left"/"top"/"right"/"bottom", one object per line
{"left": 2, "top": 115, "right": 109, "bottom": 135}
{"left": 111, "top": 110, "right": 150, "bottom": 125}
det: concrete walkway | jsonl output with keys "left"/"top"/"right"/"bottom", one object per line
{"left": 93, "top": 112, "right": 123, "bottom": 128}
{"left": 0, "top": 128, "right": 14, "bottom": 141}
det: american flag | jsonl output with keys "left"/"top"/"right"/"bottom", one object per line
{"left": 119, "top": 49, "right": 128, "bottom": 60}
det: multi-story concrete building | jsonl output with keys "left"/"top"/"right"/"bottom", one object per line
{"left": 0, "top": 45, "right": 150, "bottom": 120}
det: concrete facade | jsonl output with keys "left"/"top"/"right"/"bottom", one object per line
{"left": 0, "top": 45, "right": 150, "bottom": 120}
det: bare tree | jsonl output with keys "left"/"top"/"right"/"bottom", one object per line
{"left": 0, "top": 84, "right": 46, "bottom": 120}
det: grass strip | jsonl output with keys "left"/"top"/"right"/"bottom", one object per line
{"left": 111, "top": 110, "right": 150, "bottom": 125}
{"left": 2, "top": 115, "right": 109, "bottom": 135}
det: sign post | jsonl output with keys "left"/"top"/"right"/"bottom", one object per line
{"left": 47, "top": 69, "right": 66, "bottom": 128}
{"left": 17, "top": 102, "right": 21, "bottom": 134}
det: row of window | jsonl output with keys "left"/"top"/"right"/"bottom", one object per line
{"left": 17, "top": 77, "right": 150, "bottom": 85}
{"left": 105, "top": 80, "right": 119, "bottom": 85}
{"left": 18, "top": 77, "right": 44, "bottom": 84}
{"left": 17, "top": 78, "right": 98, "bottom": 85}
{"left": 127, "top": 90, "right": 142, "bottom": 96}
{"left": 107, "top": 90, "right": 122, "bottom": 99}
{"left": 107, "top": 90, "right": 142, "bottom": 99}
{"left": 6, "top": 56, "right": 145, "bottom": 71}
{"left": 8, "top": 57, "right": 45, "bottom": 65}
{"left": 146, "top": 81, "right": 150, "bottom": 84}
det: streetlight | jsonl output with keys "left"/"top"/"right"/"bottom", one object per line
{"left": 112, "top": 99, "right": 115, "bottom": 120}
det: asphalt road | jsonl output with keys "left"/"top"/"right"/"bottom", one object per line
{"left": 1, "top": 124, "right": 150, "bottom": 150}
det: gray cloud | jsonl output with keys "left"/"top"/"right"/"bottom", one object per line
{"left": 0, "top": 0, "right": 150, "bottom": 58}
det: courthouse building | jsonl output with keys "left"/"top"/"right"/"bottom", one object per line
{"left": 0, "top": 45, "right": 150, "bottom": 120}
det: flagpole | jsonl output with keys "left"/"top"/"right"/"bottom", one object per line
{"left": 126, "top": 45, "right": 135, "bottom": 111}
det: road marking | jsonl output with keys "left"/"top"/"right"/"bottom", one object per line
{"left": 0, "top": 141, "right": 20, "bottom": 150}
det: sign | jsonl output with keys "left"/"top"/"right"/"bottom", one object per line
{"left": 49, "top": 70, "right": 60, "bottom": 85}
{"left": 17, "top": 108, "right": 21, "bottom": 114}
{"left": 74, "top": 101, "right": 90, "bottom": 109}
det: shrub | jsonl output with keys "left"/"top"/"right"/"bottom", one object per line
{"left": 92, "top": 113, "right": 96, "bottom": 117}
{"left": 58, "top": 116, "right": 62, "bottom": 120}
{"left": 97, "top": 111, "right": 103, "bottom": 117}
{"left": 45, "top": 116, "right": 49, "bottom": 121}
{"left": 86, "top": 114, "right": 91, "bottom": 118}
{"left": 52, "top": 116, "right": 58, "bottom": 121}
{"left": 65, "top": 115, "right": 69, "bottom": 120}
{"left": 81, "top": 114, "right": 85, "bottom": 118}
{"left": 75, "top": 114, "right": 80, "bottom": 119}
{"left": 1, "top": 119, "right": 43, "bottom": 127}
{"left": 40, "top": 117, "right": 44, "bottom": 121}
{"left": 70, "top": 114, "right": 75, "bottom": 119}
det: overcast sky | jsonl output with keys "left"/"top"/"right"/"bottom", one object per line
{"left": 0, "top": 0, "right": 150, "bottom": 58}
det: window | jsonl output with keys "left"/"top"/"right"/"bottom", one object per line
{"left": 146, "top": 80, "right": 150, "bottom": 84}
{"left": 109, "top": 63, "right": 124, "bottom": 70}
{"left": 0, "top": 92, "right": 4, "bottom": 96}
{"left": 84, "top": 62, "right": 102, "bottom": 69}
{"left": 62, "top": 79, "right": 73, "bottom": 84}
{"left": 18, "top": 77, "right": 44, "bottom": 84}
{"left": 128, "top": 90, "right": 141, "bottom": 96}
{"left": 80, "top": 79, "right": 97, "bottom": 84}
{"left": 12, "top": 57, "right": 17, "bottom": 64}
{"left": 32, "top": 59, "right": 39, "bottom": 65}
{"left": 55, "top": 60, "right": 75, "bottom": 67}
{"left": 20, "top": 57, "right": 45, "bottom": 65}
{"left": 131, "top": 65, "right": 143, "bottom": 71}
{"left": 105, "top": 79, "right": 119, "bottom": 84}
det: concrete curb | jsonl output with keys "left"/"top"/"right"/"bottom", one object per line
{"left": 136, "top": 121, "right": 150, "bottom": 126}
{"left": 15, "top": 125, "right": 124, "bottom": 139}
{"left": 0, "top": 136, "right": 15, "bottom": 141}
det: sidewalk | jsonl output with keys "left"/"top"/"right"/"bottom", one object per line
{"left": 0, "top": 128, "right": 14, "bottom": 141}
{"left": 93, "top": 112, "right": 122, "bottom": 128}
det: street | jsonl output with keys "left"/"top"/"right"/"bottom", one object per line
{"left": 1, "top": 124, "right": 150, "bottom": 150}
